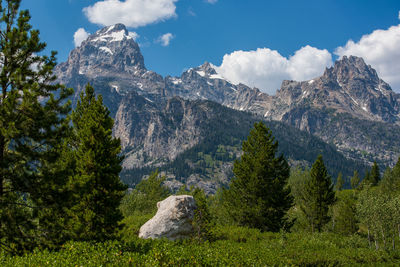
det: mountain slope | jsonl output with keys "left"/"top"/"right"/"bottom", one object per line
{"left": 54, "top": 24, "right": 400, "bottom": 192}
{"left": 161, "top": 57, "right": 400, "bottom": 166}
{"left": 117, "top": 95, "right": 366, "bottom": 193}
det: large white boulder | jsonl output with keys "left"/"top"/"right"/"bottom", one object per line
{"left": 138, "top": 195, "right": 196, "bottom": 240}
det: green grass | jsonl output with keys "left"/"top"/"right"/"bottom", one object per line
{"left": 2, "top": 227, "right": 400, "bottom": 266}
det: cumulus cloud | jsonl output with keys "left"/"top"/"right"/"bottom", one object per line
{"left": 288, "top": 46, "right": 333, "bottom": 81}
{"left": 215, "top": 45, "right": 332, "bottom": 94}
{"left": 83, "top": 0, "right": 178, "bottom": 28}
{"left": 156, "top": 33, "right": 174, "bottom": 46}
{"left": 335, "top": 22, "right": 400, "bottom": 92}
{"left": 73, "top": 28, "right": 90, "bottom": 47}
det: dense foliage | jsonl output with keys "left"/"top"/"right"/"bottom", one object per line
{"left": 0, "top": 0, "right": 125, "bottom": 253}
{"left": 0, "top": 0, "right": 73, "bottom": 252}
{"left": 2, "top": 230, "right": 400, "bottom": 266}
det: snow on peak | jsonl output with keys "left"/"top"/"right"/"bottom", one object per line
{"left": 92, "top": 29, "right": 131, "bottom": 43}
{"left": 196, "top": 70, "right": 206, "bottom": 77}
{"left": 91, "top": 25, "right": 135, "bottom": 43}
{"left": 99, "top": 46, "right": 113, "bottom": 55}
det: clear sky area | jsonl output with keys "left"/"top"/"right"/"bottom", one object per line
{"left": 21, "top": 0, "right": 400, "bottom": 94}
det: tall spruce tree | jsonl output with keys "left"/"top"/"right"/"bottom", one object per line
{"left": 370, "top": 161, "right": 380, "bottom": 186}
{"left": 66, "top": 84, "right": 126, "bottom": 241}
{"left": 223, "top": 121, "right": 293, "bottom": 232}
{"left": 335, "top": 172, "right": 344, "bottom": 191}
{"left": 350, "top": 170, "right": 360, "bottom": 189}
{"left": 0, "top": 0, "right": 72, "bottom": 252}
{"left": 300, "top": 155, "right": 335, "bottom": 232}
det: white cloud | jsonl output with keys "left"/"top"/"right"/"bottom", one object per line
{"left": 335, "top": 22, "right": 400, "bottom": 92}
{"left": 157, "top": 33, "right": 174, "bottom": 46}
{"left": 73, "top": 28, "right": 90, "bottom": 47}
{"left": 215, "top": 46, "right": 332, "bottom": 94}
{"left": 83, "top": 0, "right": 178, "bottom": 28}
{"left": 128, "top": 31, "right": 139, "bottom": 40}
{"left": 205, "top": 0, "right": 218, "bottom": 4}
{"left": 288, "top": 46, "right": 332, "bottom": 81}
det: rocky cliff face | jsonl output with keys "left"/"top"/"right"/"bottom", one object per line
{"left": 55, "top": 24, "right": 400, "bottom": 189}
{"left": 276, "top": 56, "right": 400, "bottom": 124}
{"left": 114, "top": 94, "right": 213, "bottom": 169}
{"left": 274, "top": 57, "right": 400, "bottom": 164}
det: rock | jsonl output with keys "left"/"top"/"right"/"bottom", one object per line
{"left": 138, "top": 195, "right": 196, "bottom": 240}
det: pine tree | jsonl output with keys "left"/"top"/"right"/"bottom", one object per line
{"left": 223, "top": 121, "right": 293, "bottom": 232}
{"left": 66, "top": 84, "right": 126, "bottom": 241}
{"left": 120, "top": 170, "right": 170, "bottom": 217}
{"left": 350, "top": 170, "right": 360, "bottom": 189}
{"left": 363, "top": 169, "right": 371, "bottom": 186}
{"left": 0, "top": 0, "right": 72, "bottom": 252}
{"left": 370, "top": 161, "right": 380, "bottom": 186}
{"left": 335, "top": 172, "right": 344, "bottom": 191}
{"left": 300, "top": 155, "right": 335, "bottom": 232}
{"left": 380, "top": 158, "right": 400, "bottom": 195}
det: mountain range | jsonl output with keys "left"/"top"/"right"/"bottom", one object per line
{"left": 55, "top": 24, "right": 400, "bottom": 192}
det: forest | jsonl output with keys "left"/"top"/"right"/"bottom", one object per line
{"left": 1, "top": 0, "right": 400, "bottom": 265}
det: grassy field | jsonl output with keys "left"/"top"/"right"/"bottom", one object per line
{"left": 2, "top": 226, "right": 400, "bottom": 266}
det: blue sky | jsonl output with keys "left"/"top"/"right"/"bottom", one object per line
{"left": 21, "top": 0, "right": 400, "bottom": 94}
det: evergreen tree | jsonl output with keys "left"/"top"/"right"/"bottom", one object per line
{"left": 362, "top": 169, "right": 371, "bottom": 186}
{"left": 350, "top": 171, "right": 360, "bottom": 189}
{"left": 300, "top": 155, "right": 335, "bottom": 232}
{"left": 380, "top": 158, "right": 400, "bottom": 195}
{"left": 0, "top": 0, "right": 72, "bottom": 252}
{"left": 223, "top": 121, "right": 293, "bottom": 232}
{"left": 370, "top": 161, "right": 380, "bottom": 186}
{"left": 335, "top": 172, "right": 344, "bottom": 191}
{"left": 66, "top": 84, "right": 126, "bottom": 241}
{"left": 120, "top": 170, "right": 170, "bottom": 217}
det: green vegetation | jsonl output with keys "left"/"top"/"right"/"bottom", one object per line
{"left": 3, "top": 1, "right": 400, "bottom": 265}
{"left": 0, "top": 0, "right": 73, "bottom": 252}
{"left": 65, "top": 84, "right": 127, "bottom": 241}
{"left": 2, "top": 230, "right": 400, "bottom": 266}
{"left": 222, "top": 122, "right": 292, "bottom": 232}
{"left": 0, "top": 0, "right": 124, "bottom": 253}
{"left": 300, "top": 155, "right": 336, "bottom": 232}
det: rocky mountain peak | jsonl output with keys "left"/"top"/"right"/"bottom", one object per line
{"left": 197, "top": 62, "right": 218, "bottom": 75}
{"left": 92, "top": 23, "right": 128, "bottom": 37}
{"left": 324, "top": 55, "right": 380, "bottom": 85}
{"left": 55, "top": 24, "right": 145, "bottom": 82}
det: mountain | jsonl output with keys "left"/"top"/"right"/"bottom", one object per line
{"left": 54, "top": 24, "right": 400, "bottom": 191}
{"left": 161, "top": 57, "right": 400, "bottom": 166}
{"left": 141, "top": 52, "right": 400, "bottom": 165}
{"left": 112, "top": 93, "right": 366, "bottom": 193}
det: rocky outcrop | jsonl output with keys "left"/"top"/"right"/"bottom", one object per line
{"left": 138, "top": 195, "right": 196, "bottom": 240}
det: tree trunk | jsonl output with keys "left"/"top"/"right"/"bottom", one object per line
{"left": 367, "top": 228, "right": 371, "bottom": 248}
{"left": 393, "top": 233, "right": 395, "bottom": 250}
{"left": 398, "top": 224, "right": 400, "bottom": 242}
{"left": 381, "top": 229, "right": 386, "bottom": 249}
